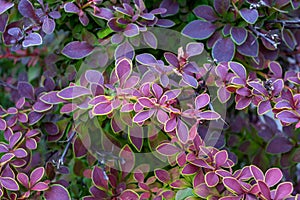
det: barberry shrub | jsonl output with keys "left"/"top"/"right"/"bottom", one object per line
{"left": 0, "top": 0, "right": 299, "bottom": 199}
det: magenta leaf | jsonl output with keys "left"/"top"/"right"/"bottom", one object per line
{"left": 116, "top": 58, "right": 132, "bottom": 82}
{"left": 276, "top": 110, "right": 299, "bottom": 123}
{"left": 239, "top": 8, "right": 258, "bottom": 24}
{"left": 274, "top": 182, "right": 293, "bottom": 200}
{"left": 44, "top": 184, "right": 71, "bottom": 200}
{"left": 223, "top": 177, "right": 243, "bottom": 194}
{"left": 257, "top": 180, "right": 271, "bottom": 199}
{"left": 124, "top": 23, "right": 139, "bottom": 37}
{"left": 0, "top": 13, "right": 8, "bottom": 32}
{"left": 205, "top": 171, "right": 219, "bottom": 187}
{"left": 92, "top": 102, "right": 113, "bottom": 115}
{"left": 250, "top": 165, "right": 264, "bottom": 181}
{"left": 176, "top": 119, "right": 189, "bottom": 144}
{"left": 17, "top": 173, "right": 29, "bottom": 188}
{"left": 212, "top": 38, "right": 235, "bottom": 62}
{"left": 195, "top": 93, "right": 210, "bottom": 110}
{"left": 265, "top": 168, "right": 283, "bottom": 187}
{"left": 155, "top": 169, "right": 170, "bottom": 183}
{"left": 182, "top": 20, "right": 217, "bottom": 40}
{"left": 92, "top": 166, "right": 108, "bottom": 189}
{"left": 133, "top": 109, "right": 155, "bottom": 123}
{"left": 229, "top": 62, "right": 247, "bottom": 80}
{"left": 62, "top": 41, "right": 94, "bottom": 59}
{"left": 181, "top": 163, "right": 198, "bottom": 175}
{"left": 156, "top": 143, "right": 180, "bottom": 156}
{"left": 119, "top": 145, "right": 135, "bottom": 173}
{"left": 58, "top": 86, "right": 91, "bottom": 99}
{"left": 0, "top": 177, "right": 19, "bottom": 191}
{"left": 119, "top": 190, "right": 139, "bottom": 199}
{"left": 215, "top": 150, "right": 228, "bottom": 168}
{"left": 30, "top": 167, "right": 45, "bottom": 186}
{"left": 31, "top": 182, "right": 49, "bottom": 191}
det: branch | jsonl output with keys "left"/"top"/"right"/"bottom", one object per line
{"left": 249, "top": 26, "right": 280, "bottom": 49}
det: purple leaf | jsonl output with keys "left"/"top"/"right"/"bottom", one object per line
{"left": 237, "top": 32, "right": 258, "bottom": 57}
{"left": 182, "top": 73, "right": 198, "bottom": 88}
{"left": 44, "top": 184, "right": 71, "bottom": 200}
{"left": 212, "top": 38, "right": 235, "bottom": 62}
{"left": 40, "top": 91, "right": 66, "bottom": 104}
{"left": 156, "top": 143, "right": 180, "bottom": 156}
{"left": 186, "top": 42, "right": 204, "bottom": 57}
{"left": 265, "top": 168, "right": 283, "bottom": 187}
{"left": 136, "top": 53, "right": 157, "bottom": 65}
{"left": 205, "top": 171, "right": 219, "bottom": 187}
{"left": 266, "top": 137, "right": 293, "bottom": 154}
{"left": 30, "top": 167, "right": 44, "bottom": 186}
{"left": 176, "top": 119, "right": 189, "bottom": 144}
{"left": 239, "top": 8, "right": 258, "bottom": 24}
{"left": 0, "top": 1, "right": 14, "bottom": 15}
{"left": 214, "top": 0, "right": 230, "bottom": 15}
{"left": 26, "top": 138, "right": 37, "bottom": 149}
{"left": 124, "top": 23, "right": 139, "bottom": 37}
{"left": 193, "top": 5, "right": 218, "bottom": 22}
{"left": 64, "top": 2, "right": 80, "bottom": 13}
{"left": 155, "top": 169, "right": 170, "bottom": 183}
{"left": 269, "top": 61, "right": 282, "bottom": 78}
{"left": 217, "top": 86, "right": 231, "bottom": 103}
{"left": 116, "top": 58, "right": 132, "bottom": 82}
{"left": 0, "top": 118, "right": 6, "bottom": 131}
{"left": 14, "top": 148, "right": 28, "bottom": 158}
{"left": 28, "top": 111, "right": 44, "bottom": 125}
{"left": 160, "top": 0, "right": 179, "bottom": 17}
{"left": 23, "top": 32, "right": 43, "bottom": 48}
{"left": 0, "top": 13, "right": 8, "bottom": 32}
{"left": 0, "top": 177, "right": 19, "bottom": 191}
{"left": 156, "top": 19, "right": 175, "bottom": 28}
{"left": 58, "top": 86, "right": 91, "bottom": 99}
{"left": 229, "top": 61, "right": 247, "bottom": 80}
{"left": 195, "top": 93, "right": 210, "bottom": 110}
{"left": 276, "top": 110, "right": 299, "bottom": 123}
{"left": 181, "top": 163, "right": 198, "bottom": 175}
{"left": 18, "top": 81, "right": 34, "bottom": 100}
{"left": 257, "top": 100, "right": 271, "bottom": 115}
{"left": 62, "top": 41, "right": 94, "bottom": 59}
{"left": 137, "top": 97, "right": 154, "bottom": 108}
{"left": 142, "top": 31, "right": 157, "bottom": 49}
{"left": 282, "top": 29, "right": 297, "bottom": 50}
{"left": 42, "top": 17, "right": 55, "bottom": 34}
{"left": 274, "top": 182, "right": 293, "bottom": 200}
{"left": 33, "top": 101, "right": 53, "bottom": 112}
{"left": 92, "top": 102, "right": 113, "bottom": 115}
{"left": 114, "top": 41, "right": 134, "bottom": 60}
{"left": 182, "top": 20, "right": 217, "bottom": 40}
{"left": 230, "top": 27, "right": 247, "bottom": 45}
{"left": 48, "top": 11, "right": 61, "bottom": 19}
{"left": 18, "top": 0, "right": 36, "bottom": 18}
{"left": 223, "top": 177, "right": 243, "bottom": 194}
{"left": 164, "top": 52, "right": 179, "bottom": 67}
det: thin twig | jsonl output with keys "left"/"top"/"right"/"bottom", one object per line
{"left": 249, "top": 26, "right": 280, "bottom": 48}
{"left": 55, "top": 131, "right": 76, "bottom": 169}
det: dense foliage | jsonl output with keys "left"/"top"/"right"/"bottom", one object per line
{"left": 0, "top": 0, "right": 299, "bottom": 199}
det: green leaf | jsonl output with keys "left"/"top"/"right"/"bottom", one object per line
{"left": 97, "top": 28, "right": 113, "bottom": 39}
{"left": 175, "top": 188, "right": 195, "bottom": 200}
